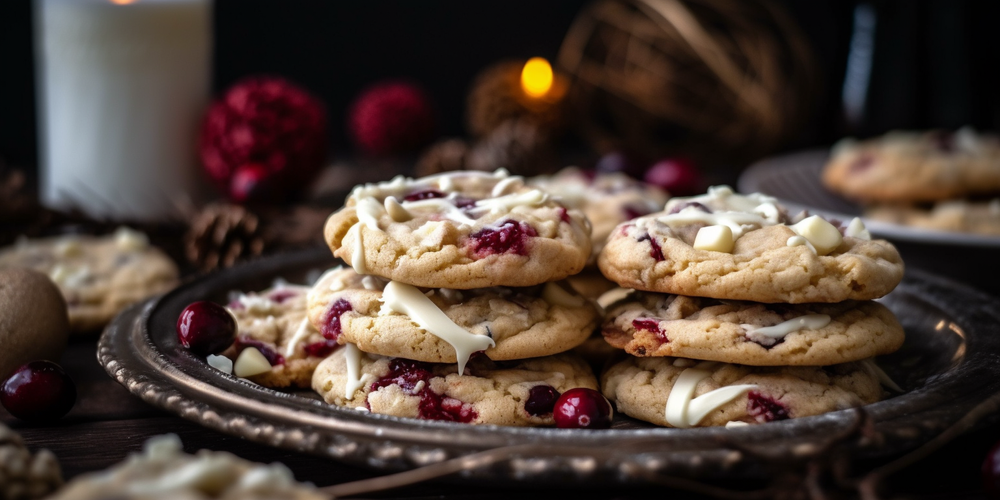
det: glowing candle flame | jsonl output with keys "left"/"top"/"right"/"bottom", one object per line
{"left": 109, "top": 0, "right": 137, "bottom": 4}
{"left": 521, "top": 57, "right": 554, "bottom": 98}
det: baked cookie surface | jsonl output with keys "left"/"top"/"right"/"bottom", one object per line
{"left": 312, "top": 349, "right": 597, "bottom": 426}
{"left": 601, "top": 356, "right": 884, "bottom": 428}
{"left": 865, "top": 199, "right": 1000, "bottom": 236}
{"left": 0, "top": 228, "right": 178, "bottom": 333}
{"left": 324, "top": 169, "right": 592, "bottom": 289}
{"left": 306, "top": 267, "right": 598, "bottom": 372}
{"left": 822, "top": 129, "right": 1000, "bottom": 203}
{"left": 222, "top": 282, "right": 334, "bottom": 388}
{"left": 529, "top": 168, "right": 668, "bottom": 261}
{"left": 597, "top": 186, "right": 904, "bottom": 303}
{"left": 602, "top": 293, "right": 904, "bottom": 366}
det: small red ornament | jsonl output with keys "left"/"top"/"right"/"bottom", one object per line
{"left": 644, "top": 158, "right": 703, "bottom": 196}
{"left": 348, "top": 80, "right": 435, "bottom": 156}
{"left": 200, "top": 76, "right": 328, "bottom": 203}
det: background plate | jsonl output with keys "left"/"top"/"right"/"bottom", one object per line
{"left": 99, "top": 248, "right": 1000, "bottom": 484}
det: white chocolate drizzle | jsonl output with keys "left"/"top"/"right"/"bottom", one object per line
{"left": 472, "top": 189, "right": 547, "bottom": 215}
{"left": 743, "top": 314, "right": 831, "bottom": 345}
{"left": 343, "top": 343, "right": 367, "bottom": 399}
{"left": 380, "top": 281, "right": 495, "bottom": 374}
{"left": 665, "top": 362, "right": 756, "bottom": 428}
{"left": 284, "top": 317, "right": 312, "bottom": 359}
{"left": 786, "top": 235, "right": 818, "bottom": 254}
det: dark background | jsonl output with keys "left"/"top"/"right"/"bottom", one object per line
{"left": 3, "top": 0, "right": 1000, "bottom": 176}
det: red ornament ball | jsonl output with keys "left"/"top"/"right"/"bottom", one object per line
{"left": 200, "top": 76, "right": 328, "bottom": 203}
{"left": 348, "top": 80, "right": 435, "bottom": 156}
{"left": 644, "top": 158, "right": 703, "bottom": 196}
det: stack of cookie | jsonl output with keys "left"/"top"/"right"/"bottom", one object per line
{"left": 824, "top": 128, "right": 1000, "bottom": 236}
{"left": 596, "top": 186, "right": 907, "bottom": 427}
{"left": 306, "top": 170, "right": 604, "bottom": 426}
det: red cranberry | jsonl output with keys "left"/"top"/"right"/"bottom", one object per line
{"left": 466, "top": 220, "right": 538, "bottom": 258}
{"left": 303, "top": 339, "right": 339, "bottom": 357}
{"left": 369, "top": 359, "right": 477, "bottom": 423}
{"left": 321, "top": 299, "right": 353, "bottom": 342}
{"left": 451, "top": 196, "right": 477, "bottom": 209}
{"left": 637, "top": 233, "right": 664, "bottom": 261}
{"left": 982, "top": 440, "right": 1000, "bottom": 497}
{"left": 746, "top": 391, "right": 790, "bottom": 423}
{"left": 266, "top": 289, "right": 300, "bottom": 304}
{"left": 177, "top": 301, "right": 237, "bottom": 356}
{"left": 556, "top": 206, "right": 571, "bottom": 224}
{"left": 848, "top": 153, "right": 875, "bottom": 174}
{"left": 524, "top": 385, "right": 560, "bottom": 416}
{"left": 553, "top": 388, "right": 613, "bottom": 429}
{"left": 234, "top": 336, "right": 285, "bottom": 366}
{"left": 632, "top": 318, "right": 668, "bottom": 344}
{"left": 403, "top": 189, "right": 446, "bottom": 201}
{"left": 1, "top": 361, "right": 77, "bottom": 421}
{"left": 644, "top": 158, "right": 702, "bottom": 196}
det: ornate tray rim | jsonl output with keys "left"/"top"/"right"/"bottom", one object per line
{"left": 98, "top": 248, "right": 1000, "bottom": 483}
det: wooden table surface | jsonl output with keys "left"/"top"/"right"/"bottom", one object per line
{"left": 3, "top": 246, "right": 1000, "bottom": 500}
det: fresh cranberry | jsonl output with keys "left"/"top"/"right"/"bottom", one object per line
{"left": 668, "top": 201, "right": 712, "bottom": 215}
{"left": 403, "top": 189, "right": 446, "bottom": 201}
{"left": 369, "top": 359, "right": 477, "bottom": 423}
{"left": 451, "top": 196, "right": 477, "bottom": 209}
{"left": 982, "top": 439, "right": 1000, "bottom": 497}
{"left": 632, "top": 318, "right": 668, "bottom": 343}
{"left": 234, "top": 336, "right": 285, "bottom": 366}
{"left": 553, "top": 388, "right": 613, "bottom": 429}
{"left": 303, "top": 339, "right": 339, "bottom": 357}
{"left": 746, "top": 391, "right": 790, "bottom": 423}
{"left": 848, "top": 153, "right": 875, "bottom": 174}
{"left": 1, "top": 361, "right": 77, "bottom": 421}
{"left": 177, "top": 301, "right": 237, "bottom": 356}
{"left": 644, "top": 158, "right": 702, "bottom": 196}
{"left": 524, "top": 385, "right": 560, "bottom": 416}
{"left": 637, "top": 233, "right": 664, "bottom": 261}
{"left": 321, "top": 299, "right": 353, "bottom": 341}
{"left": 466, "top": 220, "right": 537, "bottom": 258}
{"left": 556, "top": 206, "right": 571, "bottom": 223}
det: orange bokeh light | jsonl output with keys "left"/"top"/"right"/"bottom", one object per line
{"left": 521, "top": 57, "right": 554, "bottom": 98}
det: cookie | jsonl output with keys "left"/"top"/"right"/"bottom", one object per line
{"left": 324, "top": 169, "right": 592, "bottom": 289}
{"left": 823, "top": 128, "right": 1000, "bottom": 203}
{"left": 865, "top": 199, "right": 1000, "bottom": 236}
{"left": 0, "top": 228, "right": 179, "bottom": 333}
{"left": 529, "top": 167, "right": 668, "bottom": 260}
{"left": 602, "top": 292, "right": 904, "bottom": 366}
{"left": 598, "top": 186, "right": 904, "bottom": 303}
{"left": 221, "top": 282, "right": 334, "bottom": 388}
{"left": 312, "top": 349, "right": 598, "bottom": 426}
{"left": 306, "top": 267, "right": 598, "bottom": 374}
{"left": 601, "top": 356, "right": 884, "bottom": 428}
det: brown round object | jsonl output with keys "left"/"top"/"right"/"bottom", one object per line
{"left": 466, "top": 120, "right": 560, "bottom": 176}
{"left": 414, "top": 138, "right": 470, "bottom": 177}
{"left": 466, "top": 60, "right": 566, "bottom": 139}
{"left": 0, "top": 268, "right": 69, "bottom": 379}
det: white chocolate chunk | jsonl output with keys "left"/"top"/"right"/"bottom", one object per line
{"left": 384, "top": 196, "right": 412, "bottom": 222}
{"left": 788, "top": 216, "right": 843, "bottom": 255}
{"left": 380, "top": 281, "right": 495, "bottom": 374}
{"left": 114, "top": 226, "right": 149, "bottom": 252}
{"left": 665, "top": 363, "right": 756, "bottom": 428}
{"left": 206, "top": 354, "right": 233, "bottom": 374}
{"left": 693, "top": 225, "right": 734, "bottom": 253}
{"left": 596, "top": 287, "right": 635, "bottom": 309}
{"left": 786, "top": 235, "right": 818, "bottom": 255}
{"left": 541, "top": 282, "right": 585, "bottom": 308}
{"left": 845, "top": 217, "right": 871, "bottom": 240}
{"left": 233, "top": 347, "right": 272, "bottom": 377}
{"left": 725, "top": 421, "right": 750, "bottom": 429}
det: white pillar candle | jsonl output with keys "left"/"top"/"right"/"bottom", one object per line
{"left": 35, "top": 0, "right": 212, "bottom": 220}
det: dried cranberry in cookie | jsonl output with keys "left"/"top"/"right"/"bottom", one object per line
{"left": 601, "top": 356, "right": 884, "bottom": 428}
{"left": 598, "top": 186, "right": 904, "bottom": 303}
{"left": 324, "top": 169, "right": 592, "bottom": 289}
{"left": 311, "top": 349, "right": 598, "bottom": 426}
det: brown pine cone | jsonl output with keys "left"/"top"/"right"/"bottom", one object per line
{"left": 185, "top": 203, "right": 267, "bottom": 272}
{"left": 466, "top": 60, "right": 565, "bottom": 139}
{"left": 466, "top": 119, "right": 560, "bottom": 176}
{"left": 0, "top": 423, "right": 62, "bottom": 500}
{"left": 414, "top": 138, "right": 470, "bottom": 177}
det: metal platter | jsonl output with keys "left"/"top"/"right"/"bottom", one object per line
{"left": 98, "top": 247, "right": 1000, "bottom": 484}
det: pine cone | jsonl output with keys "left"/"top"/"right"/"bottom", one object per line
{"left": 0, "top": 423, "right": 62, "bottom": 500}
{"left": 414, "top": 139, "right": 470, "bottom": 177}
{"left": 185, "top": 203, "right": 267, "bottom": 272}
{"left": 466, "top": 60, "right": 564, "bottom": 139}
{"left": 466, "top": 120, "right": 559, "bottom": 176}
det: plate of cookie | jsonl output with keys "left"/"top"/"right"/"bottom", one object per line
{"left": 739, "top": 130, "right": 1000, "bottom": 248}
{"left": 99, "top": 170, "right": 1000, "bottom": 483}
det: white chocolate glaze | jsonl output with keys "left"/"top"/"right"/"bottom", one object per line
{"left": 384, "top": 196, "right": 412, "bottom": 222}
{"left": 343, "top": 343, "right": 368, "bottom": 399}
{"left": 284, "top": 317, "right": 313, "bottom": 359}
{"left": 743, "top": 314, "right": 831, "bottom": 346}
{"left": 380, "top": 281, "right": 495, "bottom": 374}
{"left": 665, "top": 362, "right": 756, "bottom": 428}
{"left": 473, "top": 189, "right": 547, "bottom": 214}
{"left": 786, "top": 235, "right": 818, "bottom": 254}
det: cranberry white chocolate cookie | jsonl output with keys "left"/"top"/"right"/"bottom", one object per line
{"left": 822, "top": 128, "right": 1000, "bottom": 203}
{"left": 312, "top": 349, "right": 598, "bottom": 426}
{"left": 601, "top": 356, "right": 885, "bottom": 428}
{"left": 602, "top": 292, "right": 904, "bottom": 366}
{"left": 306, "top": 267, "right": 598, "bottom": 374}
{"left": 219, "top": 282, "right": 335, "bottom": 388}
{"left": 529, "top": 167, "right": 668, "bottom": 260}
{"left": 865, "top": 198, "right": 1000, "bottom": 236}
{"left": 0, "top": 228, "right": 178, "bottom": 333}
{"left": 598, "top": 186, "right": 904, "bottom": 303}
{"left": 324, "top": 169, "right": 592, "bottom": 289}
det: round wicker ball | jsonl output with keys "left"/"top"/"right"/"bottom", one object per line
{"left": 557, "top": 0, "right": 817, "bottom": 163}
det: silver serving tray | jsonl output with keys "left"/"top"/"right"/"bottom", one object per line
{"left": 98, "top": 247, "right": 1000, "bottom": 484}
